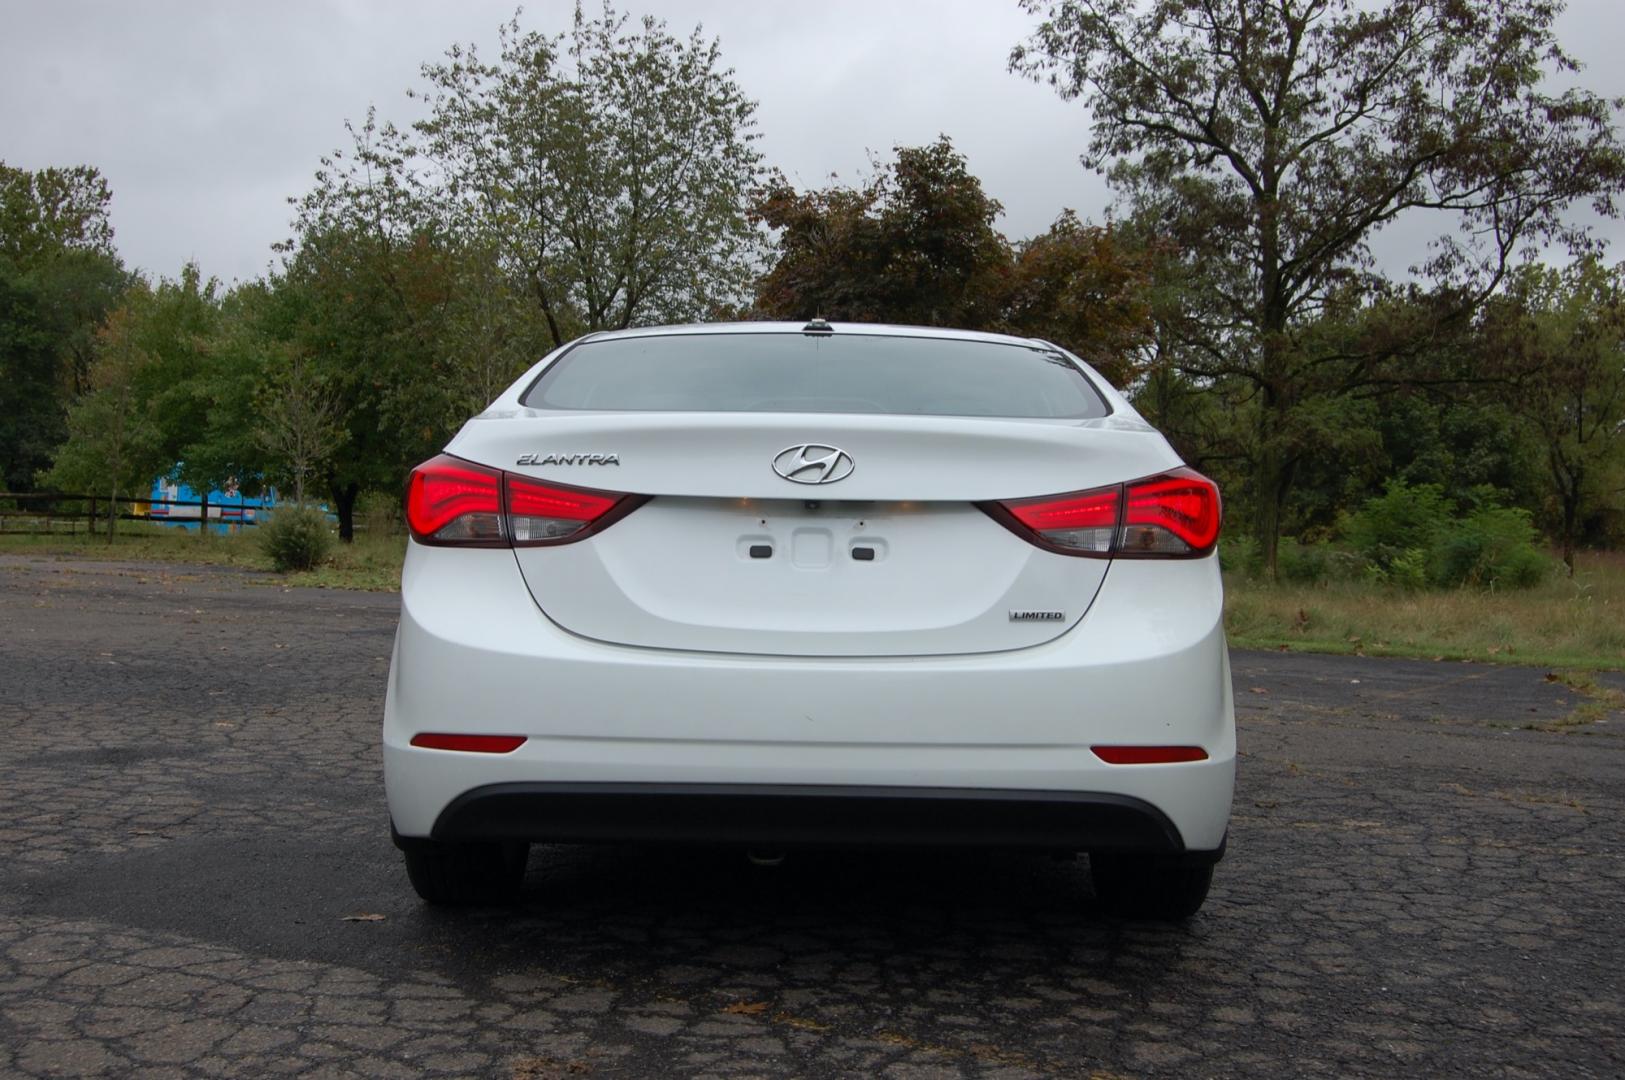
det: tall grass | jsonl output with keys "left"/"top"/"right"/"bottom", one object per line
{"left": 0, "top": 521, "right": 407, "bottom": 591}
{"left": 1225, "top": 550, "right": 1625, "bottom": 669}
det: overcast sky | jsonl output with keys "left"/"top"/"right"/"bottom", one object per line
{"left": 3, "top": 0, "right": 1622, "bottom": 285}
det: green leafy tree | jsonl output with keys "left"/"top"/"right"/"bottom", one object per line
{"left": 254, "top": 349, "right": 341, "bottom": 507}
{"left": 0, "top": 163, "right": 126, "bottom": 490}
{"left": 1014, "top": 0, "right": 1625, "bottom": 575}
{"left": 753, "top": 139, "right": 1161, "bottom": 378}
{"left": 274, "top": 211, "right": 459, "bottom": 539}
{"left": 1483, "top": 258, "right": 1625, "bottom": 573}
{"left": 412, "top": 3, "right": 765, "bottom": 344}
{"left": 752, "top": 137, "right": 1010, "bottom": 328}
{"left": 1000, "top": 211, "right": 1158, "bottom": 383}
{"left": 43, "top": 300, "right": 164, "bottom": 539}
{"left": 0, "top": 163, "right": 114, "bottom": 266}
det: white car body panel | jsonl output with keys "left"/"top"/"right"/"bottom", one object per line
{"left": 385, "top": 322, "right": 1235, "bottom": 867}
{"left": 384, "top": 546, "right": 1234, "bottom": 849}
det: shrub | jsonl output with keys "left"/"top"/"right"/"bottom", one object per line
{"left": 1218, "top": 534, "right": 1261, "bottom": 576}
{"left": 1429, "top": 505, "right": 1550, "bottom": 589}
{"left": 1342, "top": 481, "right": 1549, "bottom": 590}
{"left": 258, "top": 505, "right": 334, "bottom": 572}
{"left": 357, "top": 489, "right": 404, "bottom": 537}
{"left": 1340, "top": 480, "right": 1453, "bottom": 573}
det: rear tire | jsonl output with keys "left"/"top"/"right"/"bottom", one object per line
{"left": 1089, "top": 852, "right": 1213, "bottom": 920}
{"left": 402, "top": 840, "right": 529, "bottom": 906}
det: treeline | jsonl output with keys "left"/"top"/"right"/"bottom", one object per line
{"left": 2, "top": 1, "right": 1623, "bottom": 572}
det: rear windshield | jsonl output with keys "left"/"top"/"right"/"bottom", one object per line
{"left": 521, "top": 333, "right": 1109, "bottom": 419}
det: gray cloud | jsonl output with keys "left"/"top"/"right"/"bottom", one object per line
{"left": 3, "top": 0, "right": 1619, "bottom": 284}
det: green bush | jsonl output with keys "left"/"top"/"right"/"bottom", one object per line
{"left": 258, "top": 505, "right": 334, "bottom": 572}
{"left": 1430, "top": 505, "right": 1550, "bottom": 589}
{"left": 1341, "top": 481, "right": 1549, "bottom": 590}
{"left": 1218, "top": 534, "right": 1261, "bottom": 576}
{"left": 1340, "top": 480, "right": 1453, "bottom": 573}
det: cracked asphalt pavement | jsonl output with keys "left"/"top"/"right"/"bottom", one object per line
{"left": 2, "top": 554, "right": 1623, "bottom": 1079}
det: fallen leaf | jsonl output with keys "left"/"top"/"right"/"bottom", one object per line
{"left": 723, "top": 1001, "right": 770, "bottom": 1015}
{"left": 1249, "top": 687, "right": 1269, "bottom": 695}
{"left": 340, "top": 913, "right": 387, "bottom": 922}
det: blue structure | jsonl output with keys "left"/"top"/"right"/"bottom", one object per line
{"left": 146, "top": 472, "right": 280, "bottom": 534}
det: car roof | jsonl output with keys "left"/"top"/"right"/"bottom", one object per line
{"left": 577, "top": 321, "right": 1059, "bottom": 351}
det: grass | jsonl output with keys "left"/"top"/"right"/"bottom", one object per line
{"left": 0, "top": 521, "right": 407, "bottom": 591}
{"left": 6, "top": 522, "right": 1624, "bottom": 670}
{"left": 1224, "top": 549, "right": 1625, "bottom": 670}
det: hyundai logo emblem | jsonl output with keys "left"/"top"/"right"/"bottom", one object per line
{"left": 771, "top": 443, "right": 855, "bottom": 485}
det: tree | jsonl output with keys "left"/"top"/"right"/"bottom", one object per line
{"left": 752, "top": 137, "right": 1010, "bottom": 327}
{"left": 1014, "top": 0, "right": 1625, "bottom": 574}
{"left": 0, "top": 163, "right": 126, "bottom": 490}
{"left": 43, "top": 300, "right": 163, "bottom": 539}
{"left": 1000, "top": 211, "right": 1158, "bottom": 383}
{"left": 255, "top": 349, "right": 341, "bottom": 507}
{"left": 412, "top": 3, "right": 765, "bottom": 345}
{"left": 0, "top": 163, "right": 114, "bottom": 266}
{"left": 274, "top": 218, "right": 457, "bottom": 540}
{"left": 1483, "top": 258, "right": 1625, "bottom": 573}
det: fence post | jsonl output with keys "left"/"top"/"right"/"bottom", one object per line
{"left": 89, "top": 496, "right": 98, "bottom": 537}
{"left": 199, "top": 492, "right": 208, "bottom": 539}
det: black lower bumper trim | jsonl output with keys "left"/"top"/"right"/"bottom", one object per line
{"left": 425, "top": 782, "right": 1215, "bottom": 858}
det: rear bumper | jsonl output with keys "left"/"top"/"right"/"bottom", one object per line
{"left": 384, "top": 544, "right": 1237, "bottom": 852}
{"left": 404, "top": 782, "right": 1222, "bottom": 861}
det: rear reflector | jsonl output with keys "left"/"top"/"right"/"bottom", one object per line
{"left": 404, "top": 454, "right": 643, "bottom": 547}
{"left": 984, "top": 467, "right": 1220, "bottom": 558}
{"left": 410, "top": 733, "right": 527, "bottom": 753}
{"left": 1092, "top": 745, "right": 1209, "bottom": 765}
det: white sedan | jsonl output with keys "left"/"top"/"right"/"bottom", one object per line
{"left": 384, "top": 322, "right": 1234, "bottom": 918}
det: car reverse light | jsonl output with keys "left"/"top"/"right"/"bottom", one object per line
{"left": 404, "top": 454, "right": 643, "bottom": 547}
{"left": 505, "top": 473, "right": 625, "bottom": 545}
{"left": 999, "top": 485, "right": 1121, "bottom": 553}
{"left": 984, "top": 467, "right": 1220, "bottom": 558}
{"left": 410, "top": 733, "right": 527, "bottom": 753}
{"left": 1092, "top": 745, "right": 1209, "bottom": 764}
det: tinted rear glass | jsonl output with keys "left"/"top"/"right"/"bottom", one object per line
{"left": 522, "top": 333, "right": 1109, "bottom": 419}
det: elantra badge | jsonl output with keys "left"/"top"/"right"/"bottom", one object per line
{"left": 516, "top": 452, "right": 620, "bottom": 466}
{"left": 772, "top": 444, "right": 855, "bottom": 484}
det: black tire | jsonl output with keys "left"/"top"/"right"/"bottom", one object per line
{"left": 402, "top": 840, "right": 529, "bottom": 906}
{"left": 1089, "top": 852, "right": 1213, "bottom": 920}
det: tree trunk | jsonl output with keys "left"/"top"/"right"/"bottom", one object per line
{"left": 1252, "top": 447, "right": 1291, "bottom": 581}
{"left": 332, "top": 482, "right": 359, "bottom": 543}
{"left": 1561, "top": 493, "right": 1578, "bottom": 577}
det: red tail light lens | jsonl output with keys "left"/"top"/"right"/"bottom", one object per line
{"left": 404, "top": 454, "right": 642, "bottom": 547}
{"left": 984, "top": 468, "right": 1220, "bottom": 558}
{"left": 1121, "top": 469, "right": 1221, "bottom": 556}
{"left": 405, "top": 456, "right": 505, "bottom": 546}
{"left": 1000, "top": 485, "right": 1121, "bottom": 554}
{"left": 505, "top": 474, "right": 627, "bottom": 546}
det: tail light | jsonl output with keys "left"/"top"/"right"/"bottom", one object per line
{"left": 404, "top": 454, "right": 645, "bottom": 547}
{"left": 984, "top": 468, "right": 1220, "bottom": 558}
